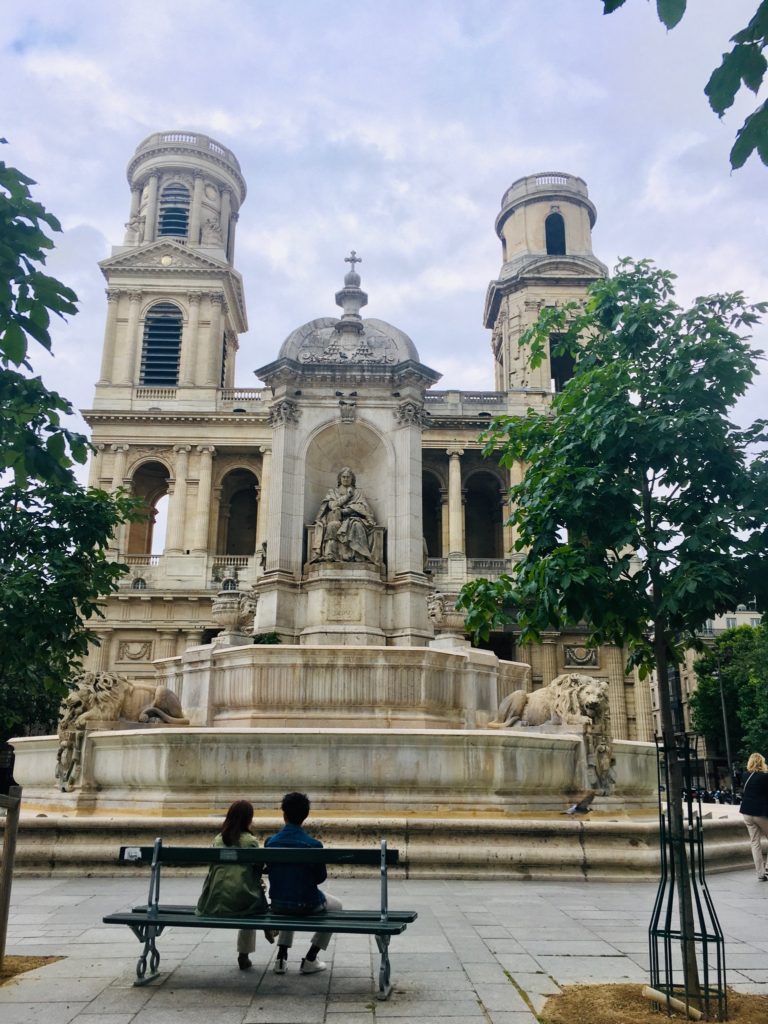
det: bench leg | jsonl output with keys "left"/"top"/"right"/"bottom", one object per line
{"left": 374, "top": 934, "right": 392, "bottom": 1000}
{"left": 128, "top": 922, "right": 164, "bottom": 986}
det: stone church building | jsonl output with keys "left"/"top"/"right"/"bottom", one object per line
{"left": 82, "top": 130, "right": 653, "bottom": 743}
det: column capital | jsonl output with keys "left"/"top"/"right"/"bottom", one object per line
{"left": 210, "top": 293, "right": 225, "bottom": 307}
{"left": 187, "top": 291, "right": 202, "bottom": 306}
{"left": 127, "top": 290, "right": 143, "bottom": 304}
{"left": 193, "top": 169, "right": 205, "bottom": 180}
{"left": 173, "top": 444, "right": 193, "bottom": 455}
{"left": 446, "top": 446, "right": 464, "bottom": 458}
{"left": 259, "top": 445, "right": 272, "bottom": 456}
{"left": 197, "top": 444, "right": 216, "bottom": 456}
{"left": 106, "top": 288, "right": 123, "bottom": 303}
{"left": 110, "top": 443, "right": 130, "bottom": 454}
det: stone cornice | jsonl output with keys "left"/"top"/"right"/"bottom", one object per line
{"left": 255, "top": 356, "right": 441, "bottom": 389}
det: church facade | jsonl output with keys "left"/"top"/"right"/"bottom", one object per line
{"left": 82, "top": 131, "right": 653, "bottom": 742}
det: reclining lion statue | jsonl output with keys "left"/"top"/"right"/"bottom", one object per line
{"left": 490, "top": 672, "right": 609, "bottom": 730}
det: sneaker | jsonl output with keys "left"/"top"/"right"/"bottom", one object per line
{"left": 300, "top": 958, "right": 327, "bottom": 974}
{"left": 273, "top": 957, "right": 287, "bottom": 974}
{"left": 759, "top": 875, "right": 767, "bottom": 882}
{"left": 238, "top": 953, "right": 252, "bottom": 970}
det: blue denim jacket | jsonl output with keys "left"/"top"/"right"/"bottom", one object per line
{"left": 265, "top": 823, "right": 327, "bottom": 912}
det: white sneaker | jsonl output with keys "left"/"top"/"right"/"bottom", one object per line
{"left": 273, "top": 957, "right": 287, "bottom": 974}
{"left": 300, "top": 958, "right": 327, "bottom": 974}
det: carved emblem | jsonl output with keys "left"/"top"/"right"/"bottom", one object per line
{"left": 394, "top": 400, "right": 425, "bottom": 426}
{"left": 118, "top": 640, "right": 154, "bottom": 661}
{"left": 268, "top": 399, "right": 301, "bottom": 425}
{"left": 564, "top": 644, "right": 599, "bottom": 668}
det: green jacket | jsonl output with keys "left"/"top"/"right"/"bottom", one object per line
{"left": 195, "top": 832, "right": 269, "bottom": 917}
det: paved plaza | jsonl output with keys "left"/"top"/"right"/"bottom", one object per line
{"left": 1, "top": 869, "right": 767, "bottom": 1023}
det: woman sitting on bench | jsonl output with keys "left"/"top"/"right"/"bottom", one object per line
{"left": 195, "top": 799, "right": 277, "bottom": 969}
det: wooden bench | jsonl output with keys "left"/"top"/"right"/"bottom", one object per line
{"left": 102, "top": 837, "right": 416, "bottom": 999}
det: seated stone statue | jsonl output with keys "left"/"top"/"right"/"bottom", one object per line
{"left": 311, "top": 467, "right": 377, "bottom": 563}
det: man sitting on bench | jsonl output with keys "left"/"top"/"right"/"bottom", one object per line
{"left": 265, "top": 791, "right": 342, "bottom": 975}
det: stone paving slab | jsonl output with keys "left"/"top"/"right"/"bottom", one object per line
{"left": 1, "top": 869, "right": 767, "bottom": 1022}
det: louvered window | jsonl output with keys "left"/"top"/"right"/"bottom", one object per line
{"left": 157, "top": 183, "right": 190, "bottom": 237}
{"left": 140, "top": 303, "right": 182, "bottom": 385}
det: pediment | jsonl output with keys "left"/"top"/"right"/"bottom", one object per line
{"left": 99, "top": 240, "right": 229, "bottom": 275}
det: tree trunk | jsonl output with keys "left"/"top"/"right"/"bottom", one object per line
{"left": 654, "top": 627, "right": 702, "bottom": 1010}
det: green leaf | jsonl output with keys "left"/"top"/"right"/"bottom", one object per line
{"left": 2, "top": 320, "right": 27, "bottom": 364}
{"left": 656, "top": 0, "right": 686, "bottom": 30}
{"left": 730, "top": 100, "right": 768, "bottom": 169}
{"left": 602, "top": 0, "right": 628, "bottom": 12}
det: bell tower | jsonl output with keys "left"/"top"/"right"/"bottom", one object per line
{"left": 483, "top": 172, "right": 607, "bottom": 399}
{"left": 93, "top": 131, "right": 247, "bottom": 412}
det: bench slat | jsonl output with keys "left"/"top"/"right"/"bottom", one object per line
{"left": 130, "top": 903, "right": 417, "bottom": 923}
{"left": 103, "top": 911, "right": 412, "bottom": 934}
{"left": 119, "top": 846, "right": 398, "bottom": 867}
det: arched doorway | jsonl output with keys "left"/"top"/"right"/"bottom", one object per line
{"left": 127, "top": 461, "right": 171, "bottom": 553}
{"left": 218, "top": 469, "right": 259, "bottom": 555}
{"left": 464, "top": 471, "right": 504, "bottom": 559}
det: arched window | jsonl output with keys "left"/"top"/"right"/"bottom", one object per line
{"left": 422, "top": 472, "right": 443, "bottom": 558}
{"left": 545, "top": 212, "right": 566, "bottom": 255}
{"left": 140, "top": 303, "right": 182, "bottom": 386}
{"left": 131, "top": 577, "right": 147, "bottom": 590}
{"left": 464, "top": 472, "right": 504, "bottom": 559}
{"left": 217, "top": 469, "right": 259, "bottom": 556}
{"left": 126, "top": 461, "right": 170, "bottom": 554}
{"left": 157, "top": 183, "right": 190, "bottom": 237}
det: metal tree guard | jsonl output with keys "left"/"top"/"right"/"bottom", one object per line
{"left": 649, "top": 734, "right": 727, "bottom": 1020}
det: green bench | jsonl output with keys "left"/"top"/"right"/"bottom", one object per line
{"left": 102, "top": 837, "right": 416, "bottom": 999}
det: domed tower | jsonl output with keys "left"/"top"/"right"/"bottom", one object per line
{"left": 93, "top": 131, "right": 248, "bottom": 408}
{"left": 483, "top": 172, "right": 607, "bottom": 397}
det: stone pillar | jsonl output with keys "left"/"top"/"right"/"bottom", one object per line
{"left": 111, "top": 444, "right": 130, "bottom": 491}
{"left": 206, "top": 294, "right": 224, "bottom": 386}
{"left": 633, "top": 663, "right": 654, "bottom": 742}
{"left": 144, "top": 173, "right": 159, "bottom": 243}
{"left": 117, "top": 291, "right": 142, "bottom": 386}
{"left": 129, "top": 187, "right": 141, "bottom": 221}
{"left": 185, "top": 629, "right": 205, "bottom": 648}
{"left": 188, "top": 171, "right": 204, "bottom": 245}
{"left": 157, "top": 630, "right": 179, "bottom": 660}
{"left": 220, "top": 189, "right": 232, "bottom": 256}
{"left": 439, "top": 488, "right": 449, "bottom": 558}
{"left": 98, "top": 289, "right": 121, "bottom": 384}
{"left": 228, "top": 211, "right": 239, "bottom": 263}
{"left": 605, "top": 644, "right": 629, "bottom": 740}
{"left": 179, "top": 292, "right": 200, "bottom": 386}
{"left": 255, "top": 446, "right": 272, "bottom": 552}
{"left": 96, "top": 629, "right": 113, "bottom": 672}
{"left": 193, "top": 445, "right": 215, "bottom": 552}
{"left": 447, "top": 448, "right": 464, "bottom": 554}
{"left": 541, "top": 634, "right": 559, "bottom": 686}
{"left": 89, "top": 443, "right": 106, "bottom": 488}
{"left": 166, "top": 445, "right": 191, "bottom": 553}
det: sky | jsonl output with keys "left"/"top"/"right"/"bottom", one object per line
{"left": 2, "top": 0, "right": 767, "bottom": 451}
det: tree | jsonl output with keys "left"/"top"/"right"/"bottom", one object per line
{"left": 690, "top": 624, "right": 768, "bottom": 764}
{"left": 0, "top": 152, "right": 138, "bottom": 745}
{"left": 603, "top": 1, "right": 768, "bottom": 169}
{"left": 457, "top": 258, "right": 768, "bottom": 1008}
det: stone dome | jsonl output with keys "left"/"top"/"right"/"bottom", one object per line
{"left": 277, "top": 316, "right": 421, "bottom": 366}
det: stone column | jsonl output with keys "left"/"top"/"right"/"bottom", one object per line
{"left": 179, "top": 292, "right": 200, "bottom": 385}
{"left": 446, "top": 448, "right": 464, "bottom": 554}
{"left": 185, "top": 629, "right": 205, "bottom": 648}
{"left": 97, "top": 289, "right": 121, "bottom": 384}
{"left": 255, "top": 446, "right": 272, "bottom": 552}
{"left": 439, "top": 488, "right": 449, "bottom": 558}
{"left": 117, "top": 291, "right": 142, "bottom": 386}
{"left": 96, "top": 629, "right": 113, "bottom": 672}
{"left": 220, "top": 189, "right": 232, "bottom": 255}
{"left": 157, "top": 630, "right": 179, "bottom": 660}
{"left": 605, "top": 644, "right": 629, "bottom": 740}
{"left": 193, "top": 445, "right": 215, "bottom": 552}
{"left": 227, "top": 211, "right": 239, "bottom": 263}
{"left": 144, "top": 173, "right": 159, "bottom": 243}
{"left": 188, "top": 171, "right": 204, "bottom": 245}
{"left": 206, "top": 294, "right": 224, "bottom": 386}
{"left": 129, "top": 187, "right": 141, "bottom": 221}
{"left": 111, "top": 444, "right": 130, "bottom": 491}
{"left": 633, "top": 662, "right": 654, "bottom": 742}
{"left": 166, "top": 445, "right": 191, "bottom": 553}
{"left": 541, "top": 633, "right": 559, "bottom": 686}
{"left": 88, "top": 444, "right": 106, "bottom": 488}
